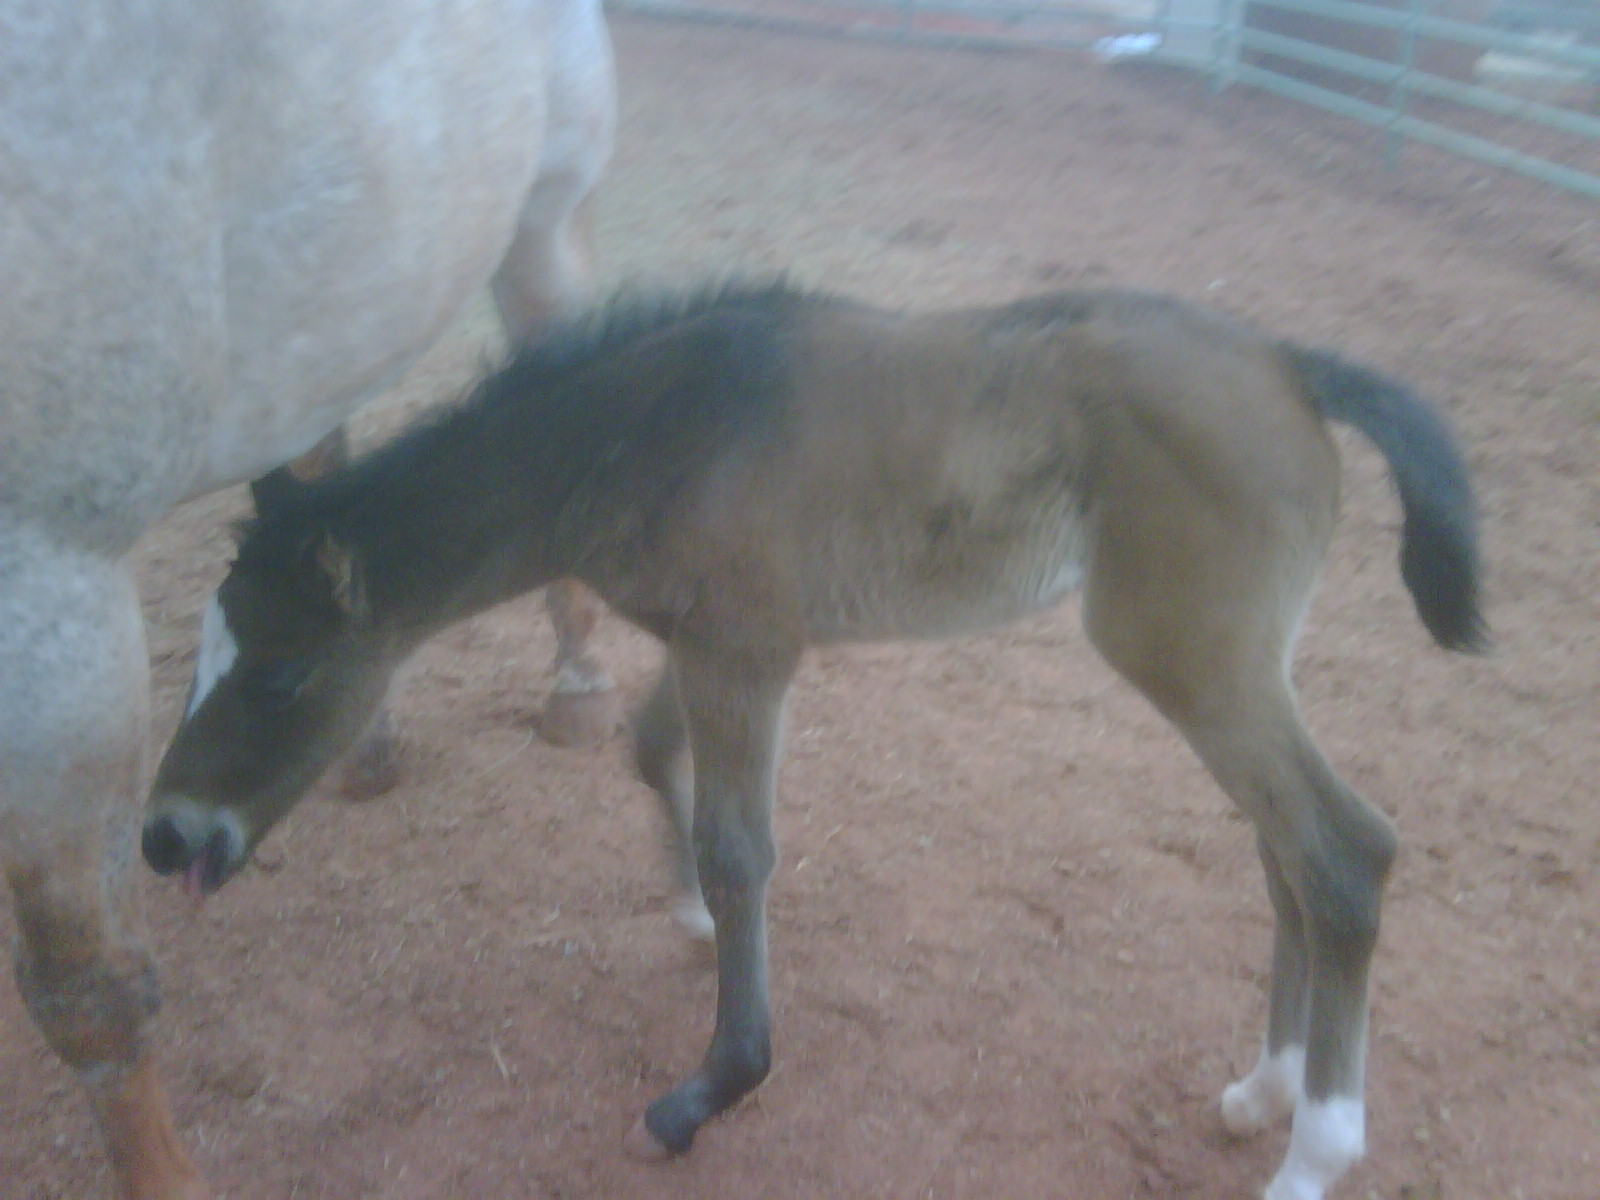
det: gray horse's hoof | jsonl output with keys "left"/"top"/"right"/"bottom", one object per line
{"left": 538, "top": 685, "right": 624, "bottom": 747}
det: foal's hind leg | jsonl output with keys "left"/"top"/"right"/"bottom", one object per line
{"left": 633, "top": 665, "right": 713, "bottom": 939}
{"left": 1221, "top": 835, "right": 1310, "bottom": 1135}
{"left": 492, "top": 188, "right": 623, "bottom": 747}
{"left": 250, "top": 428, "right": 399, "bottom": 797}
{"left": 1184, "top": 715, "right": 1394, "bottom": 1200}
{"left": 1084, "top": 524, "right": 1392, "bottom": 1199}
{"left": 1, "top": 541, "right": 206, "bottom": 1200}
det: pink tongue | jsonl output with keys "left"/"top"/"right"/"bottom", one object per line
{"left": 183, "top": 857, "right": 208, "bottom": 903}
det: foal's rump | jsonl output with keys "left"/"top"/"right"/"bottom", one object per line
{"left": 1068, "top": 298, "right": 1481, "bottom": 726}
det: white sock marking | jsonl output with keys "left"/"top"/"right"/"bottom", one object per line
{"left": 187, "top": 595, "right": 239, "bottom": 716}
{"left": 1222, "top": 1043, "right": 1305, "bottom": 1135}
{"left": 672, "top": 891, "right": 715, "bottom": 941}
{"left": 1264, "top": 1096, "right": 1365, "bottom": 1200}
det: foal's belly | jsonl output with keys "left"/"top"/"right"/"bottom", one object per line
{"left": 802, "top": 510, "right": 1088, "bottom": 644}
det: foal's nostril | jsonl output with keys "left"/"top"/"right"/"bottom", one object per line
{"left": 141, "top": 814, "right": 190, "bottom": 875}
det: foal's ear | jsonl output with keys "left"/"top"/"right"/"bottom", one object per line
{"left": 312, "top": 532, "right": 366, "bottom": 618}
{"left": 250, "top": 465, "right": 308, "bottom": 516}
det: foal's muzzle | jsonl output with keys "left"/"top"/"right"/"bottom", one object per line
{"left": 141, "top": 806, "right": 245, "bottom": 898}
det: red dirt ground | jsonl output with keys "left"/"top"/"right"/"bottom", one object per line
{"left": 3, "top": 15, "right": 1598, "bottom": 1200}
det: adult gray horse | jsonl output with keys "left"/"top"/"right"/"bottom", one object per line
{"left": 0, "top": 2, "right": 615, "bottom": 1196}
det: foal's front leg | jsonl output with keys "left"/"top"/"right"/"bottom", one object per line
{"left": 632, "top": 665, "right": 714, "bottom": 939}
{"left": 626, "top": 642, "right": 796, "bottom": 1157}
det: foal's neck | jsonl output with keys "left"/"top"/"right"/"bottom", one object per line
{"left": 312, "top": 287, "right": 796, "bottom": 646}
{"left": 331, "top": 380, "right": 606, "bottom": 644}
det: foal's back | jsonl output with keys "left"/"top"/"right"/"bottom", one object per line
{"left": 662, "top": 289, "right": 1338, "bottom": 647}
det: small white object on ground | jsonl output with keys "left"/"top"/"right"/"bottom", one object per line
{"left": 1093, "top": 31, "right": 1162, "bottom": 62}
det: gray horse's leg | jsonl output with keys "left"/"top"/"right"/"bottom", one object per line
{"left": 490, "top": 183, "right": 598, "bottom": 339}
{"left": 626, "top": 641, "right": 796, "bottom": 1157}
{"left": 487, "top": 6, "right": 617, "bottom": 747}
{"left": 250, "top": 428, "right": 399, "bottom": 798}
{"left": 492, "top": 189, "right": 622, "bottom": 747}
{"left": 537, "top": 573, "right": 623, "bottom": 747}
{"left": 1, "top": 538, "right": 207, "bottom": 1200}
{"left": 632, "top": 664, "right": 713, "bottom": 939}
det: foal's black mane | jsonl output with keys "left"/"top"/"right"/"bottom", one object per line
{"left": 489, "top": 275, "right": 808, "bottom": 403}
{"left": 236, "top": 277, "right": 813, "bottom": 572}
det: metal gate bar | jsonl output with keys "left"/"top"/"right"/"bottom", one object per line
{"left": 1213, "top": 0, "right": 1600, "bottom": 200}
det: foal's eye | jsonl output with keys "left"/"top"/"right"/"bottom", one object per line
{"left": 244, "top": 659, "right": 315, "bottom": 710}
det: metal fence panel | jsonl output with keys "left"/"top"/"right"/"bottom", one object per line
{"left": 606, "top": 0, "right": 1600, "bottom": 202}
{"left": 1211, "top": 0, "right": 1600, "bottom": 200}
{"left": 610, "top": 0, "right": 1160, "bottom": 52}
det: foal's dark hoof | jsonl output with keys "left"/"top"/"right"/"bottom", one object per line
{"left": 538, "top": 685, "right": 624, "bottom": 748}
{"left": 622, "top": 1115, "right": 675, "bottom": 1161}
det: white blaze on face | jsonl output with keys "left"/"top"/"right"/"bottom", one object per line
{"left": 187, "top": 594, "right": 240, "bottom": 717}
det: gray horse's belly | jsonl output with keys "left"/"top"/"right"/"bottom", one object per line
{"left": 1, "top": 0, "right": 607, "bottom": 549}
{"left": 197, "top": 0, "right": 592, "bottom": 492}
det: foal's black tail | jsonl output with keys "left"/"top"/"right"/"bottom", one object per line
{"left": 1286, "top": 344, "right": 1488, "bottom": 653}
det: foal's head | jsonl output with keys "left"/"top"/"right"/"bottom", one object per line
{"left": 143, "top": 521, "right": 392, "bottom": 896}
